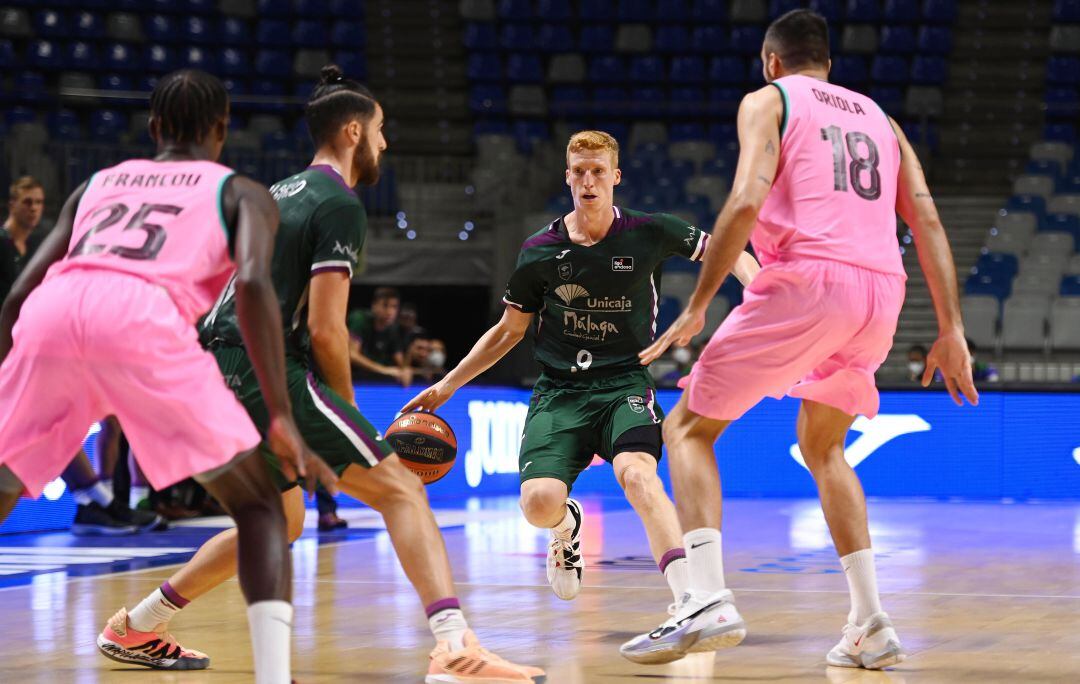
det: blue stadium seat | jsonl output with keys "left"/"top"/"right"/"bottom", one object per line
{"left": 1055, "top": 0, "right": 1080, "bottom": 21}
{"left": 104, "top": 42, "right": 139, "bottom": 72}
{"left": 628, "top": 55, "right": 663, "bottom": 82}
{"left": 464, "top": 23, "right": 498, "bottom": 50}
{"left": 975, "top": 252, "right": 1019, "bottom": 279}
{"left": 709, "top": 56, "right": 747, "bottom": 85}
{"left": 922, "top": 0, "right": 957, "bottom": 23}
{"left": 297, "top": 0, "right": 331, "bottom": 16}
{"left": 549, "top": 86, "right": 587, "bottom": 117}
{"left": 536, "top": 24, "right": 573, "bottom": 52}
{"left": 501, "top": 24, "right": 535, "bottom": 50}
{"left": 618, "top": 0, "right": 654, "bottom": 22}
{"left": 0, "top": 40, "right": 13, "bottom": 69}
{"left": 467, "top": 53, "right": 501, "bottom": 81}
{"left": 661, "top": 0, "right": 692, "bottom": 21}
{"left": 47, "top": 109, "right": 81, "bottom": 138}
{"left": 670, "top": 122, "right": 706, "bottom": 141}
{"left": 655, "top": 26, "right": 690, "bottom": 53}
{"left": 73, "top": 11, "right": 104, "bottom": 39}
{"left": 1006, "top": 195, "right": 1047, "bottom": 219}
{"left": 35, "top": 10, "right": 67, "bottom": 38}
{"left": 334, "top": 51, "right": 365, "bottom": 79}
{"left": 536, "top": 0, "right": 573, "bottom": 21}
{"left": 513, "top": 119, "right": 549, "bottom": 152}
{"left": 630, "top": 86, "right": 665, "bottom": 117}
{"left": 770, "top": 0, "right": 802, "bottom": 18}
{"left": 1047, "top": 57, "right": 1080, "bottom": 86}
{"left": 883, "top": 0, "right": 920, "bottom": 22}
{"left": 470, "top": 85, "right": 507, "bottom": 115}
{"left": 145, "top": 15, "right": 174, "bottom": 44}
{"left": 26, "top": 41, "right": 62, "bottom": 70}
{"left": 911, "top": 55, "right": 947, "bottom": 84}
{"left": 257, "top": 20, "right": 290, "bottom": 45}
{"left": 498, "top": 0, "right": 532, "bottom": 20}
{"left": 12, "top": 72, "right": 46, "bottom": 103}
{"left": 1044, "top": 214, "right": 1080, "bottom": 245}
{"left": 474, "top": 120, "right": 511, "bottom": 136}
{"left": 183, "top": 16, "right": 216, "bottom": 44}
{"left": 833, "top": 55, "right": 869, "bottom": 86}
{"left": 590, "top": 55, "right": 626, "bottom": 82}
{"left": 579, "top": 26, "right": 614, "bottom": 53}
{"left": 220, "top": 18, "right": 251, "bottom": 45}
{"left": 748, "top": 57, "right": 765, "bottom": 85}
{"left": 578, "top": 0, "right": 609, "bottom": 20}
{"left": 869, "top": 86, "right": 903, "bottom": 115}
{"left": 262, "top": 131, "right": 293, "bottom": 154}
{"left": 965, "top": 274, "right": 1011, "bottom": 301}
{"left": 708, "top": 87, "right": 743, "bottom": 116}
{"left": 220, "top": 47, "right": 248, "bottom": 77}
{"left": 248, "top": 79, "right": 287, "bottom": 112}
{"left": 656, "top": 296, "right": 681, "bottom": 334}
{"left": 328, "top": 0, "right": 355, "bottom": 16}
{"left": 917, "top": 26, "right": 952, "bottom": 54}
{"left": 730, "top": 26, "right": 766, "bottom": 54}
{"left": 255, "top": 50, "right": 290, "bottom": 75}
{"left": 506, "top": 53, "right": 543, "bottom": 82}
{"left": 872, "top": 55, "right": 909, "bottom": 84}
{"left": 809, "top": 0, "right": 842, "bottom": 21}
{"left": 1058, "top": 172, "right": 1080, "bottom": 194}
{"left": 68, "top": 41, "right": 99, "bottom": 71}
{"left": 671, "top": 56, "right": 707, "bottom": 83}
{"left": 691, "top": 0, "right": 728, "bottom": 22}
{"left": 100, "top": 73, "right": 134, "bottom": 97}
{"left": 257, "top": 0, "right": 291, "bottom": 18}
{"left": 182, "top": 46, "right": 217, "bottom": 72}
{"left": 1062, "top": 275, "right": 1080, "bottom": 296}
{"left": 331, "top": 22, "right": 364, "bottom": 49}
{"left": 708, "top": 122, "right": 738, "bottom": 146}
{"left": 691, "top": 26, "right": 726, "bottom": 54}
{"left": 846, "top": 0, "right": 879, "bottom": 21}
{"left": 880, "top": 26, "right": 916, "bottom": 53}
{"left": 293, "top": 20, "right": 327, "bottom": 47}
{"left": 592, "top": 86, "right": 628, "bottom": 115}
{"left": 1027, "top": 159, "right": 1062, "bottom": 179}
{"left": 187, "top": 0, "right": 217, "bottom": 14}
{"left": 1046, "top": 88, "right": 1080, "bottom": 120}
{"left": 144, "top": 44, "right": 176, "bottom": 73}
{"left": 670, "top": 86, "right": 705, "bottom": 116}
{"left": 90, "top": 109, "right": 126, "bottom": 142}
{"left": 902, "top": 122, "right": 939, "bottom": 150}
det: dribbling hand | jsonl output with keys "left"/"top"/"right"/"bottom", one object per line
{"left": 400, "top": 380, "right": 454, "bottom": 414}
{"left": 639, "top": 307, "right": 706, "bottom": 366}
{"left": 923, "top": 330, "right": 979, "bottom": 407}
{"left": 267, "top": 414, "right": 339, "bottom": 496}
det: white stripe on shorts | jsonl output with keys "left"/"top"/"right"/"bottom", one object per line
{"left": 305, "top": 378, "right": 380, "bottom": 467}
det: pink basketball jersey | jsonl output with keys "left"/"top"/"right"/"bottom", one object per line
{"left": 47, "top": 159, "right": 237, "bottom": 323}
{"left": 753, "top": 75, "right": 905, "bottom": 277}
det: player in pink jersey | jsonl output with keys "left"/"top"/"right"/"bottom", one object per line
{"left": 0, "top": 70, "right": 335, "bottom": 683}
{"left": 623, "top": 10, "right": 978, "bottom": 669}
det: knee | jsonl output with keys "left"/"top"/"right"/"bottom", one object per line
{"left": 798, "top": 434, "right": 846, "bottom": 475}
{"left": 619, "top": 463, "right": 662, "bottom": 504}
{"left": 519, "top": 483, "right": 567, "bottom": 527}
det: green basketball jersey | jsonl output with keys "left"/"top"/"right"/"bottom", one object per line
{"left": 504, "top": 206, "right": 708, "bottom": 378}
{"left": 201, "top": 165, "right": 365, "bottom": 358}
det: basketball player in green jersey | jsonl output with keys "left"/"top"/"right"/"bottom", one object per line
{"left": 403, "top": 131, "right": 759, "bottom": 615}
{"left": 101, "top": 66, "right": 543, "bottom": 684}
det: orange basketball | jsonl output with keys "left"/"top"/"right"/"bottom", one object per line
{"left": 384, "top": 412, "right": 458, "bottom": 484}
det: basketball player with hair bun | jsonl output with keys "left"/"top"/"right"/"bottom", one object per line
{"left": 102, "top": 65, "right": 544, "bottom": 684}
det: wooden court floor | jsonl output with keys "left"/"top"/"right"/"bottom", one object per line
{"left": 1, "top": 496, "right": 1078, "bottom": 683}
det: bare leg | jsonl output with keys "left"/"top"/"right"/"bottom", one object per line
{"left": 61, "top": 450, "right": 100, "bottom": 490}
{"left": 0, "top": 466, "right": 23, "bottom": 522}
{"left": 612, "top": 452, "right": 683, "bottom": 563}
{"left": 518, "top": 477, "right": 570, "bottom": 529}
{"left": 338, "top": 457, "right": 455, "bottom": 605}
{"left": 661, "top": 394, "right": 731, "bottom": 531}
{"left": 97, "top": 416, "right": 123, "bottom": 479}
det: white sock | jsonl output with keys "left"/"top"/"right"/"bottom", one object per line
{"left": 684, "top": 528, "right": 726, "bottom": 595}
{"left": 840, "top": 549, "right": 883, "bottom": 625}
{"left": 73, "top": 481, "right": 113, "bottom": 508}
{"left": 128, "top": 587, "right": 184, "bottom": 632}
{"left": 429, "top": 608, "right": 469, "bottom": 651}
{"left": 130, "top": 485, "right": 150, "bottom": 508}
{"left": 552, "top": 502, "right": 575, "bottom": 539}
{"left": 247, "top": 600, "right": 292, "bottom": 684}
{"left": 663, "top": 558, "right": 691, "bottom": 603}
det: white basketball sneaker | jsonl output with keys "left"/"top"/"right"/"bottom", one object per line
{"left": 826, "top": 612, "right": 906, "bottom": 670}
{"left": 620, "top": 589, "right": 747, "bottom": 664}
{"left": 546, "top": 498, "right": 583, "bottom": 600}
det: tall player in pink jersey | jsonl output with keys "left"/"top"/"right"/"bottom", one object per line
{"left": 623, "top": 10, "right": 978, "bottom": 670}
{"left": 0, "top": 70, "right": 335, "bottom": 683}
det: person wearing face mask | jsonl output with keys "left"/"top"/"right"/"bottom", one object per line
{"left": 967, "top": 339, "right": 999, "bottom": 382}
{"left": 906, "top": 344, "right": 928, "bottom": 383}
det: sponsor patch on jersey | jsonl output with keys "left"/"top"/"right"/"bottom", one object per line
{"left": 558, "top": 262, "right": 573, "bottom": 281}
{"left": 627, "top": 396, "right": 646, "bottom": 414}
{"left": 269, "top": 179, "right": 307, "bottom": 200}
{"left": 612, "top": 257, "right": 634, "bottom": 272}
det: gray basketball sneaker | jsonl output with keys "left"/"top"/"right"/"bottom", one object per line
{"left": 620, "top": 589, "right": 747, "bottom": 664}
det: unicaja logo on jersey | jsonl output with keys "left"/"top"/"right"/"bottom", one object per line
{"left": 555, "top": 284, "right": 589, "bottom": 305}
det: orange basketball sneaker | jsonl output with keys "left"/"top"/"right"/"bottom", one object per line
{"left": 426, "top": 630, "right": 545, "bottom": 683}
{"left": 96, "top": 608, "right": 210, "bottom": 670}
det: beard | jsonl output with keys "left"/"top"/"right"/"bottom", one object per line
{"left": 353, "top": 141, "right": 381, "bottom": 187}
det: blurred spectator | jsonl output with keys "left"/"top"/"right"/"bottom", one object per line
{"left": 316, "top": 488, "right": 348, "bottom": 531}
{"left": 0, "top": 176, "right": 47, "bottom": 300}
{"left": 407, "top": 336, "right": 447, "bottom": 382}
{"left": 347, "top": 286, "right": 411, "bottom": 385}
{"left": 906, "top": 344, "right": 928, "bottom": 383}
{"left": 967, "top": 339, "right": 999, "bottom": 383}
{"left": 398, "top": 302, "right": 427, "bottom": 349}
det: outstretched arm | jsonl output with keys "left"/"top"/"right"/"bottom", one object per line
{"left": 400, "top": 305, "right": 532, "bottom": 413}
{"left": 891, "top": 118, "right": 977, "bottom": 406}
{"left": 641, "top": 86, "right": 782, "bottom": 364}
{"left": 0, "top": 181, "right": 86, "bottom": 363}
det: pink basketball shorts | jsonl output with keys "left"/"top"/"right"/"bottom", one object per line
{"left": 0, "top": 270, "right": 260, "bottom": 498}
{"left": 681, "top": 258, "right": 905, "bottom": 421}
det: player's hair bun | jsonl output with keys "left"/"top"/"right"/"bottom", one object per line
{"left": 319, "top": 64, "right": 345, "bottom": 86}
